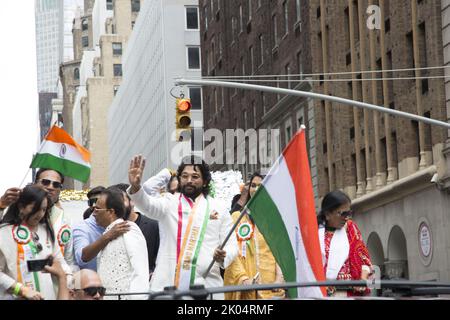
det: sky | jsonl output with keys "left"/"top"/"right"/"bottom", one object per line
{"left": 0, "top": 2, "right": 39, "bottom": 194}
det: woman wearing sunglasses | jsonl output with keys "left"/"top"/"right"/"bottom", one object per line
{"left": 0, "top": 185, "right": 71, "bottom": 300}
{"left": 317, "top": 190, "right": 373, "bottom": 297}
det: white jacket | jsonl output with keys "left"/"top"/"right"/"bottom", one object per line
{"left": 128, "top": 187, "right": 238, "bottom": 299}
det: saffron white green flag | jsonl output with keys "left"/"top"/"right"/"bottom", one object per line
{"left": 30, "top": 126, "right": 91, "bottom": 183}
{"left": 246, "top": 127, "right": 326, "bottom": 298}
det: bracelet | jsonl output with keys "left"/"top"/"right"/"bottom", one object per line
{"left": 13, "top": 283, "right": 23, "bottom": 296}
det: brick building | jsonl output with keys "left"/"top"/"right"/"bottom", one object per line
{"left": 201, "top": 0, "right": 450, "bottom": 283}
{"left": 199, "top": 0, "right": 318, "bottom": 197}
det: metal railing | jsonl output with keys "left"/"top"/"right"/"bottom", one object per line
{"left": 103, "top": 280, "right": 450, "bottom": 300}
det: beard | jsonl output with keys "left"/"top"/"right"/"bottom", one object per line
{"left": 181, "top": 184, "right": 203, "bottom": 200}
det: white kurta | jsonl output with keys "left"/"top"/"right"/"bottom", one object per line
{"left": 128, "top": 187, "right": 238, "bottom": 299}
{"left": 97, "top": 219, "right": 149, "bottom": 300}
{"left": 0, "top": 224, "right": 71, "bottom": 300}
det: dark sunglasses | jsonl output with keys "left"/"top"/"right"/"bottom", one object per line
{"left": 338, "top": 210, "right": 353, "bottom": 218}
{"left": 88, "top": 198, "right": 98, "bottom": 207}
{"left": 39, "top": 179, "right": 62, "bottom": 189}
{"left": 79, "top": 286, "right": 106, "bottom": 297}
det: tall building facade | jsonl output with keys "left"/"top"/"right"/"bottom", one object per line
{"left": 108, "top": 0, "right": 203, "bottom": 184}
{"left": 61, "top": 0, "right": 143, "bottom": 188}
{"left": 35, "top": 0, "right": 83, "bottom": 141}
{"left": 199, "top": 0, "right": 318, "bottom": 197}
{"left": 310, "top": 0, "right": 450, "bottom": 282}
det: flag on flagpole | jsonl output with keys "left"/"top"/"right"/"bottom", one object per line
{"left": 30, "top": 126, "right": 91, "bottom": 183}
{"left": 246, "top": 126, "right": 326, "bottom": 298}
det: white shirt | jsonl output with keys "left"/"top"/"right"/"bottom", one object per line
{"left": 97, "top": 219, "right": 149, "bottom": 300}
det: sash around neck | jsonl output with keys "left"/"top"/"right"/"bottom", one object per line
{"left": 319, "top": 226, "right": 350, "bottom": 280}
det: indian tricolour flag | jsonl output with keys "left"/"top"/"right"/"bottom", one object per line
{"left": 246, "top": 126, "right": 326, "bottom": 298}
{"left": 30, "top": 126, "right": 91, "bottom": 183}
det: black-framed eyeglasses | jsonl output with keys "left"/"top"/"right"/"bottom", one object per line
{"left": 338, "top": 210, "right": 353, "bottom": 218}
{"left": 88, "top": 198, "right": 98, "bottom": 207}
{"left": 39, "top": 179, "right": 63, "bottom": 189}
{"left": 77, "top": 286, "right": 106, "bottom": 297}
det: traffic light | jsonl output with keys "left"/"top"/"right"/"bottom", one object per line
{"left": 175, "top": 98, "right": 192, "bottom": 142}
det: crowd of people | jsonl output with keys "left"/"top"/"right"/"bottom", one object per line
{"left": 0, "top": 154, "right": 373, "bottom": 300}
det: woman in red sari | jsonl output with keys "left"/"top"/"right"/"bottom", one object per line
{"left": 317, "top": 191, "right": 372, "bottom": 297}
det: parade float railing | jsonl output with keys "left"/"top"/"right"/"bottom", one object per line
{"left": 103, "top": 280, "right": 450, "bottom": 300}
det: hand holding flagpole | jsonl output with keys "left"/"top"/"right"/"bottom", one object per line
{"left": 202, "top": 208, "right": 249, "bottom": 278}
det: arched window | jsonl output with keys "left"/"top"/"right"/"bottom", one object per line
{"left": 74, "top": 68, "right": 80, "bottom": 80}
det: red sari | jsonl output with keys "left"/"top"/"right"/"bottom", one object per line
{"left": 324, "top": 220, "right": 372, "bottom": 296}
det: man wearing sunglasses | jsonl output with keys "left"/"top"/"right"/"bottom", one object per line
{"left": 34, "top": 168, "right": 76, "bottom": 270}
{"left": 70, "top": 269, "right": 105, "bottom": 300}
{"left": 72, "top": 186, "right": 131, "bottom": 271}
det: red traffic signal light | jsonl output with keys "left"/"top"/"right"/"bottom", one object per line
{"left": 177, "top": 98, "right": 192, "bottom": 112}
{"left": 176, "top": 98, "right": 192, "bottom": 142}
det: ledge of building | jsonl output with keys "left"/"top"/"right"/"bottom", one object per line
{"left": 351, "top": 165, "right": 437, "bottom": 213}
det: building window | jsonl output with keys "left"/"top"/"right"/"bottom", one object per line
{"left": 248, "top": 0, "right": 252, "bottom": 21}
{"left": 113, "top": 64, "right": 122, "bottom": 77}
{"left": 297, "top": 51, "right": 303, "bottom": 80}
{"left": 259, "top": 34, "right": 264, "bottom": 66}
{"left": 272, "top": 15, "right": 278, "bottom": 48}
{"left": 250, "top": 46, "right": 254, "bottom": 74}
{"left": 285, "top": 63, "right": 291, "bottom": 88}
{"left": 296, "top": 0, "right": 301, "bottom": 22}
{"left": 285, "top": 125, "right": 292, "bottom": 145}
{"left": 253, "top": 101, "right": 257, "bottom": 128}
{"left": 82, "top": 36, "right": 89, "bottom": 48}
{"left": 106, "top": 0, "right": 113, "bottom": 10}
{"left": 190, "top": 87, "right": 202, "bottom": 110}
{"left": 204, "top": 6, "right": 208, "bottom": 30}
{"left": 112, "top": 42, "right": 122, "bottom": 55}
{"left": 239, "top": 5, "right": 243, "bottom": 33}
{"left": 131, "top": 0, "right": 140, "bottom": 13}
{"left": 283, "top": 1, "right": 289, "bottom": 36}
{"left": 74, "top": 68, "right": 80, "bottom": 80}
{"left": 232, "top": 17, "right": 237, "bottom": 42}
{"left": 82, "top": 19, "right": 88, "bottom": 31}
{"left": 186, "top": 6, "right": 199, "bottom": 30}
{"left": 219, "top": 32, "right": 223, "bottom": 57}
{"left": 187, "top": 47, "right": 201, "bottom": 69}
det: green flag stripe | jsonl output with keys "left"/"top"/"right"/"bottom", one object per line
{"left": 30, "top": 153, "right": 90, "bottom": 183}
{"left": 247, "top": 186, "right": 298, "bottom": 298}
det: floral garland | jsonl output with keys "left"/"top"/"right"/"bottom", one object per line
{"left": 12, "top": 225, "right": 32, "bottom": 244}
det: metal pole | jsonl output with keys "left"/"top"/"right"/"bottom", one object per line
{"left": 202, "top": 208, "right": 249, "bottom": 278}
{"left": 174, "top": 79, "right": 450, "bottom": 130}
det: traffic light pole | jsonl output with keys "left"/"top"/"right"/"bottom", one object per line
{"left": 174, "top": 78, "right": 450, "bottom": 129}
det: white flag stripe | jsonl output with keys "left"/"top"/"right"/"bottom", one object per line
{"left": 39, "top": 140, "right": 90, "bottom": 168}
{"left": 264, "top": 155, "right": 323, "bottom": 297}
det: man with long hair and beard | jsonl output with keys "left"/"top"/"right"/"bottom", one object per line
{"left": 127, "top": 155, "right": 238, "bottom": 299}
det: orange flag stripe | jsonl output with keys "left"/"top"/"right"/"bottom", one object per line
{"left": 45, "top": 126, "right": 91, "bottom": 162}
